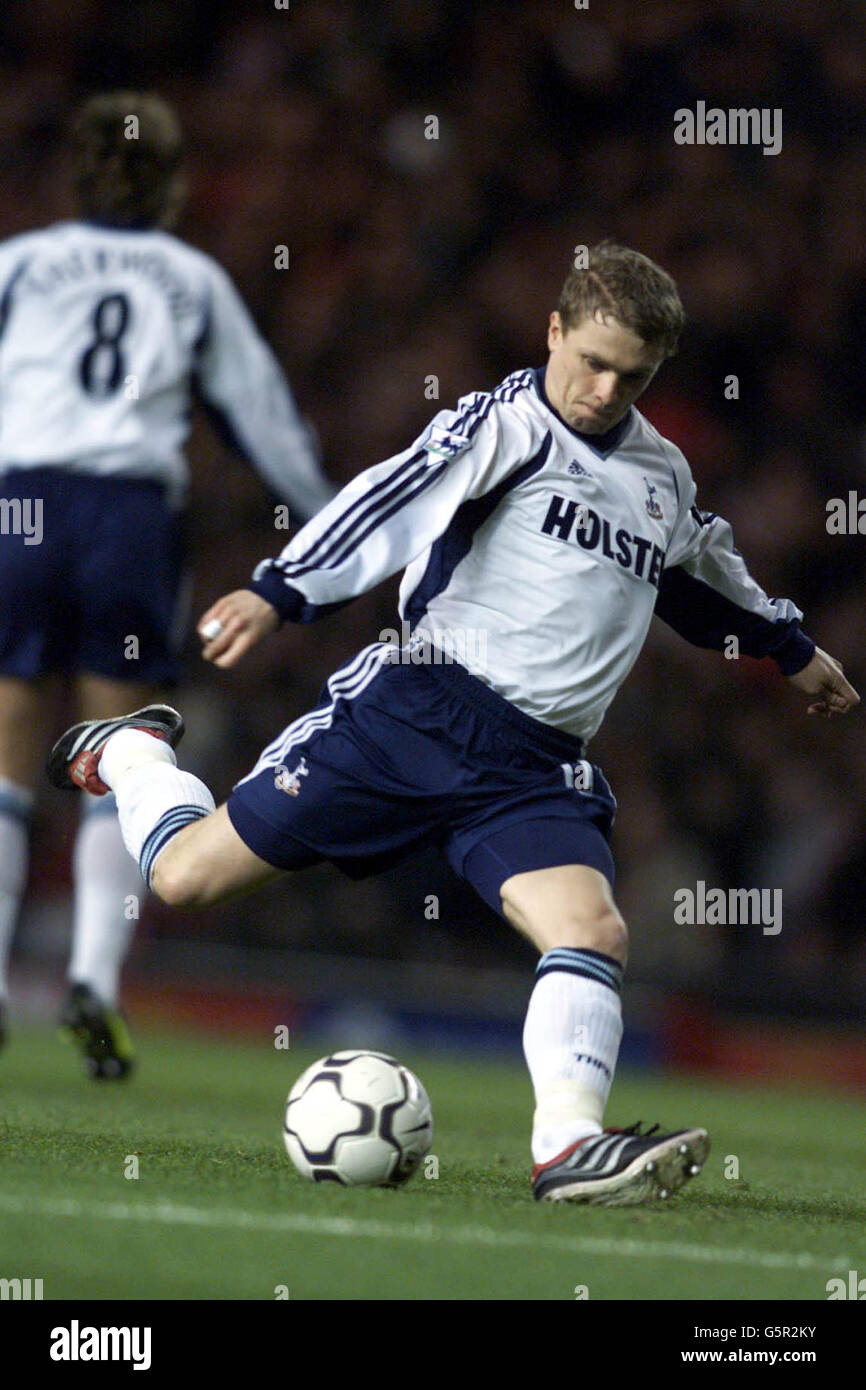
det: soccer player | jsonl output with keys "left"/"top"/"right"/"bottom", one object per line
{"left": 0, "top": 92, "right": 334, "bottom": 1077}
{"left": 48, "top": 242, "right": 858, "bottom": 1200}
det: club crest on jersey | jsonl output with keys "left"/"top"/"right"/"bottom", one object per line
{"left": 274, "top": 757, "right": 309, "bottom": 796}
{"left": 643, "top": 477, "right": 663, "bottom": 520}
{"left": 423, "top": 424, "right": 472, "bottom": 460}
{"left": 568, "top": 458, "right": 589, "bottom": 477}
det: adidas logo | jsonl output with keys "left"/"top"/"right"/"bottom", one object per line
{"left": 568, "top": 459, "right": 588, "bottom": 477}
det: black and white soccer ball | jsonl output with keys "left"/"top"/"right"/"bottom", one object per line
{"left": 284, "top": 1050, "right": 433, "bottom": 1186}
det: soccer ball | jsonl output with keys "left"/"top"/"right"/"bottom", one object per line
{"left": 284, "top": 1050, "right": 433, "bottom": 1187}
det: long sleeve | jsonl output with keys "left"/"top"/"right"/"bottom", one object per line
{"left": 248, "top": 391, "right": 546, "bottom": 622}
{"left": 193, "top": 262, "right": 335, "bottom": 521}
{"left": 655, "top": 469, "right": 815, "bottom": 675}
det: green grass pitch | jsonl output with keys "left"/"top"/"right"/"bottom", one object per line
{"left": 1, "top": 1023, "right": 864, "bottom": 1301}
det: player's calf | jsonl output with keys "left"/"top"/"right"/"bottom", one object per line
{"left": 148, "top": 804, "right": 279, "bottom": 907}
{"left": 507, "top": 866, "right": 631, "bottom": 1163}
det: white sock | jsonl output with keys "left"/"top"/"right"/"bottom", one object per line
{"left": 0, "top": 779, "right": 33, "bottom": 1001}
{"left": 97, "top": 729, "right": 215, "bottom": 885}
{"left": 68, "top": 795, "right": 144, "bottom": 1006}
{"left": 523, "top": 947, "right": 624, "bottom": 1165}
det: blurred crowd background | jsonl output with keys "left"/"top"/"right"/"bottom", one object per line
{"left": 4, "top": 0, "right": 866, "bottom": 1029}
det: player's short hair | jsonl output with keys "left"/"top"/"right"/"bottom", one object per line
{"left": 558, "top": 240, "right": 685, "bottom": 357}
{"left": 72, "top": 92, "right": 184, "bottom": 230}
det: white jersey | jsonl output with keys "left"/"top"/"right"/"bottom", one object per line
{"left": 250, "top": 368, "right": 814, "bottom": 744}
{"left": 0, "top": 220, "right": 333, "bottom": 515}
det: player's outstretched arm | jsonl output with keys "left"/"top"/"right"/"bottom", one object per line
{"left": 197, "top": 590, "right": 279, "bottom": 668}
{"left": 246, "top": 391, "right": 545, "bottom": 626}
{"left": 786, "top": 646, "right": 860, "bottom": 717}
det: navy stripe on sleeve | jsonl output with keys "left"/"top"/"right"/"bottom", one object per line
{"left": 404, "top": 433, "right": 553, "bottom": 627}
{"left": 0, "top": 258, "right": 30, "bottom": 342}
{"left": 281, "top": 375, "right": 533, "bottom": 578}
{"left": 655, "top": 566, "right": 815, "bottom": 673}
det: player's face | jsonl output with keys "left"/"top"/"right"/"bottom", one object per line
{"left": 545, "top": 312, "right": 665, "bottom": 433}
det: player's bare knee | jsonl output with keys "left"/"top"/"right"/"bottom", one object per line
{"left": 149, "top": 845, "right": 207, "bottom": 908}
{"left": 149, "top": 856, "right": 189, "bottom": 907}
{"left": 500, "top": 876, "right": 628, "bottom": 962}
{"left": 573, "top": 907, "right": 628, "bottom": 963}
{"left": 525, "top": 906, "right": 628, "bottom": 963}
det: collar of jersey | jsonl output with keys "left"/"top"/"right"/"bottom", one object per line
{"left": 532, "top": 367, "right": 633, "bottom": 458}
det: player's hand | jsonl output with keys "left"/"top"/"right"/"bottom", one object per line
{"left": 197, "top": 590, "right": 279, "bottom": 668}
{"left": 787, "top": 646, "right": 860, "bottom": 717}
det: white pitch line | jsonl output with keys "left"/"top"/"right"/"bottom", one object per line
{"left": 0, "top": 1193, "right": 853, "bottom": 1274}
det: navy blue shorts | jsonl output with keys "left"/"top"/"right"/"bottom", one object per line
{"left": 227, "top": 643, "right": 617, "bottom": 918}
{"left": 0, "top": 468, "right": 185, "bottom": 684}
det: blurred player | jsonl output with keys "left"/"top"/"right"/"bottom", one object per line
{"left": 0, "top": 92, "right": 334, "bottom": 1076}
{"left": 48, "top": 242, "right": 858, "bottom": 1199}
